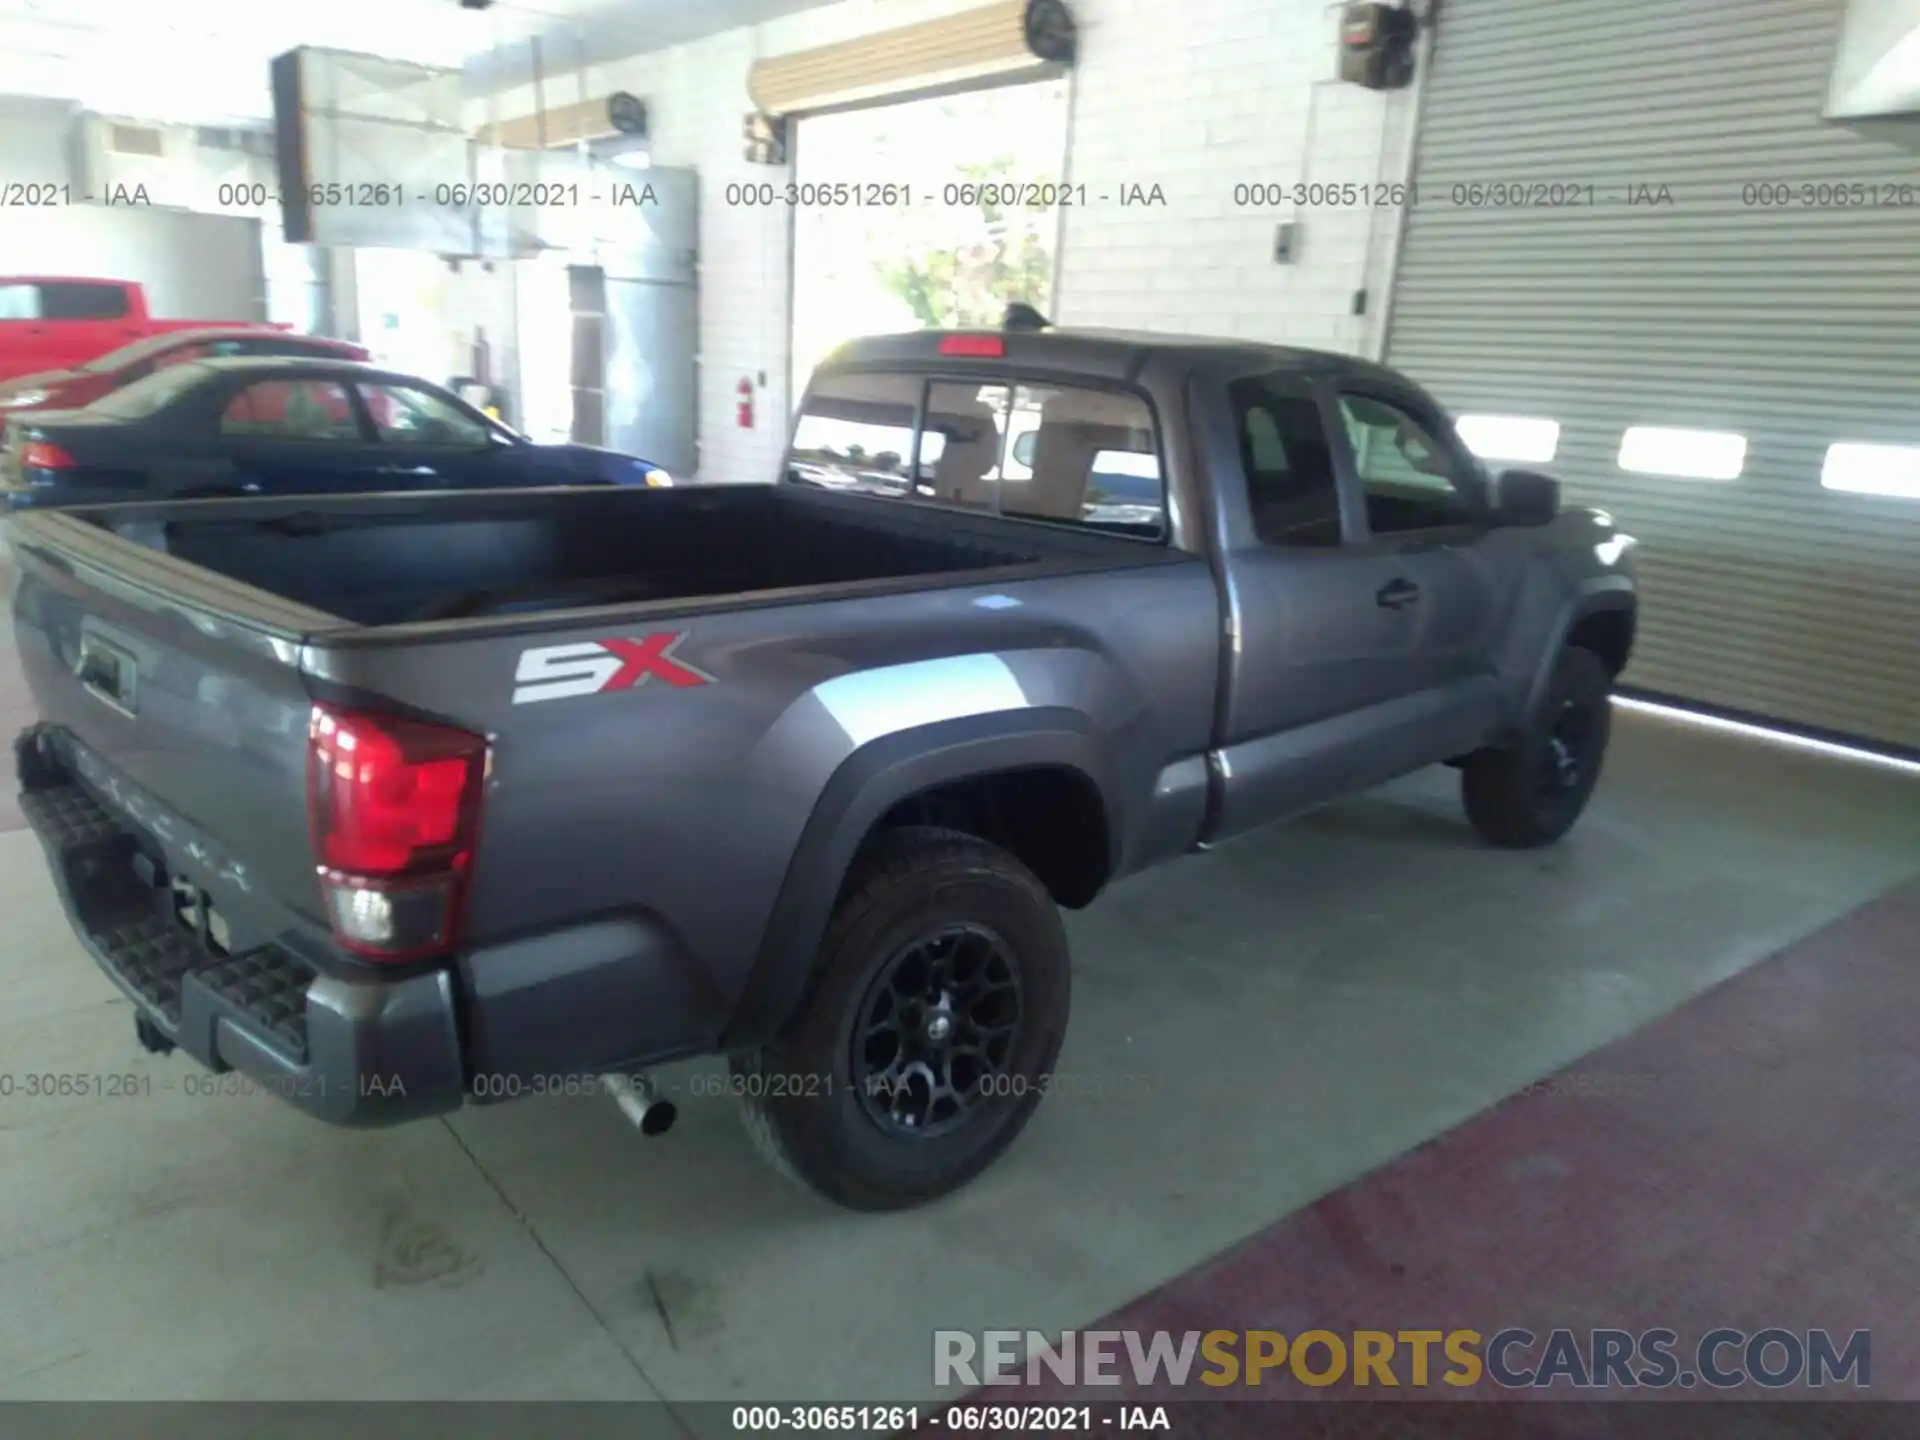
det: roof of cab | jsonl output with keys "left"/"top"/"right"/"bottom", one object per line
{"left": 819, "top": 325, "right": 1406, "bottom": 388}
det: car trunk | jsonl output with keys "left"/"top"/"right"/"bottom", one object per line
{"left": 89, "top": 483, "right": 1060, "bottom": 626}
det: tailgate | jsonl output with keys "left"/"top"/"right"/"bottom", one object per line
{"left": 9, "top": 511, "right": 335, "bottom": 939}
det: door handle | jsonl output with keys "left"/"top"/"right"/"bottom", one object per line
{"left": 76, "top": 633, "right": 138, "bottom": 715}
{"left": 1376, "top": 577, "right": 1421, "bottom": 609}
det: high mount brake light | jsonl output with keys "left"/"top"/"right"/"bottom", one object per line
{"left": 307, "top": 705, "right": 487, "bottom": 961}
{"left": 937, "top": 335, "right": 1005, "bottom": 358}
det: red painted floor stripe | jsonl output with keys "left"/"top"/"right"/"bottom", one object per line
{"left": 962, "top": 879, "right": 1920, "bottom": 1423}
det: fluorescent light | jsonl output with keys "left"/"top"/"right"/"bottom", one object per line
{"left": 1612, "top": 695, "right": 1920, "bottom": 777}
{"left": 1456, "top": 414, "right": 1560, "bottom": 464}
{"left": 1617, "top": 426, "right": 1747, "bottom": 481}
{"left": 1820, "top": 442, "right": 1920, "bottom": 499}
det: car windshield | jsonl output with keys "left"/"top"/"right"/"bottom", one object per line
{"left": 84, "top": 361, "right": 216, "bottom": 419}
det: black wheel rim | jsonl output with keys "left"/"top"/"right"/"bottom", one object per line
{"left": 852, "top": 923, "right": 1024, "bottom": 1140}
{"left": 1539, "top": 698, "right": 1599, "bottom": 799}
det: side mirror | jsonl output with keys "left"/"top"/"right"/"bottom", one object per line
{"left": 1496, "top": 469, "right": 1560, "bottom": 525}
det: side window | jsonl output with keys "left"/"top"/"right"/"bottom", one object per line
{"left": 38, "top": 283, "right": 131, "bottom": 321}
{"left": 359, "top": 381, "right": 492, "bottom": 446}
{"left": 787, "top": 372, "right": 924, "bottom": 495}
{"left": 1004, "top": 384, "right": 1163, "bottom": 537}
{"left": 1339, "top": 393, "right": 1479, "bottom": 534}
{"left": 219, "top": 380, "right": 360, "bottom": 440}
{"left": 0, "top": 285, "right": 41, "bottom": 320}
{"left": 152, "top": 344, "right": 210, "bottom": 372}
{"left": 1228, "top": 374, "right": 1344, "bottom": 548}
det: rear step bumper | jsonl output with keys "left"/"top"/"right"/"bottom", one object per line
{"left": 15, "top": 724, "right": 466, "bottom": 1127}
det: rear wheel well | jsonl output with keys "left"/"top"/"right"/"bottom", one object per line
{"left": 1566, "top": 607, "right": 1634, "bottom": 678}
{"left": 867, "top": 766, "right": 1112, "bottom": 909}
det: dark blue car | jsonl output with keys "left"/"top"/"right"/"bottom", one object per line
{"left": 0, "top": 355, "right": 673, "bottom": 508}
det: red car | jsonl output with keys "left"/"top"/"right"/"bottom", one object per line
{"left": 0, "top": 326, "right": 371, "bottom": 415}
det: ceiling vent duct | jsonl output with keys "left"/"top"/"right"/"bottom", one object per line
{"left": 271, "top": 46, "right": 476, "bottom": 252}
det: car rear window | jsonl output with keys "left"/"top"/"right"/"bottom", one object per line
{"left": 86, "top": 362, "right": 215, "bottom": 419}
{"left": 789, "top": 370, "right": 1165, "bottom": 540}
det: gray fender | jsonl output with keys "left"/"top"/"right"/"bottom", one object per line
{"left": 1521, "top": 576, "right": 1638, "bottom": 723}
{"left": 720, "top": 706, "right": 1117, "bottom": 1048}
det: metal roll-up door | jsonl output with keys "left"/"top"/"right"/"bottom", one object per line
{"left": 1385, "top": 0, "right": 1920, "bottom": 751}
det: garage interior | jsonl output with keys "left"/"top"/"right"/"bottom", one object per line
{"left": 1, "top": 0, "right": 1918, "bottom": 1427}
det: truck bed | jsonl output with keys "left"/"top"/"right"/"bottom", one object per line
{"left": 75, "top": 483, "right": 1111, "bottom": 628}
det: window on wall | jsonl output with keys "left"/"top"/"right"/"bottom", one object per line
{"left": 1455, "top": 414, "right": 1560, "bottom": 465}
{"left": 1821, "top": 442, "right": 1920, "bottom": 500}
{"left": 1617, "top": 426, "right": 1747, "bottom": 481}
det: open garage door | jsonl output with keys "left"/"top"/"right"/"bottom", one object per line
{"left": 1385, "top": 0, "right": 1920, "bottom": 752}
{"left": 789, "top": 78, "right": 1070, "bottom": 397}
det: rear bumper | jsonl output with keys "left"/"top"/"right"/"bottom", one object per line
{"left": 15, "top": 724, "right": 467, "bottom": 1126}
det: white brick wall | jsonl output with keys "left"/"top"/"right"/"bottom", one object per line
{"left": 481, "top": 0, "right": 1422, "bottom": 481}
{"left": 1058, "top": 0, "right": 1419, "bottom": 358}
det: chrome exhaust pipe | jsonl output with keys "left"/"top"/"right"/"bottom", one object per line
{"left": 606, "top": 1072, "right": 676, "bottom": 1137}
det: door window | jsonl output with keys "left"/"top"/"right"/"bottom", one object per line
{"left": 1229, "top": 374, "right": 1344, "bottom": 548}
{"left": 1338, "top": 393, "right": 1480, "bottom": 534}
{"left": 358, "top": 381, "right": 493, "bottom": 447}
{"left": 219, "top": 380, "right": 360, "bottom": 439}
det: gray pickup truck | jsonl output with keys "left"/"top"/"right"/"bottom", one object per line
{"left": 10, "top": 323, "right": 1637, "bottom": 1209}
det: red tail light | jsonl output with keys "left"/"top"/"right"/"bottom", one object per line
{"left": 938, "top": 334, "right": 1004, "bottom": 357}
{"left": 22, "top": 440, "right": 77, "bottom": 470}
{"left": 307, "top": 705, "right": 488, "bottom": 962}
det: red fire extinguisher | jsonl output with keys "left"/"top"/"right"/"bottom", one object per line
{"left": 736, "top": 377, "right": 755, "bottom": 429}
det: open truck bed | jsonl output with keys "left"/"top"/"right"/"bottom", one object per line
{"left": 76, "top": 482, "right": 1123, "bottom": 628}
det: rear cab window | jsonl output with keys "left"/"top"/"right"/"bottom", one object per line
{"left": 789, "top": 369, "right": 1166, "bottom": 539}
{"left": 37, "top": 282, "right": 131, "bottom": 321}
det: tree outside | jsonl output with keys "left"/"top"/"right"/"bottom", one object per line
{"left": 789, "top": 81, "right": 1068, "bottom": 389}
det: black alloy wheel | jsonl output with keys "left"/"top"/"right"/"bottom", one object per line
{"left": 852, "top": 923, "right": 1024, "bottom": 1139}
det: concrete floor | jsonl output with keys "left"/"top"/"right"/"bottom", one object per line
{"left": 2, "top": 665, "right": 1917, "bottom": 1412}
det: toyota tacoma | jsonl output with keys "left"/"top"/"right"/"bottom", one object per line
{"left": 9, "top": 320, "right": 1637, "bottom": 1210}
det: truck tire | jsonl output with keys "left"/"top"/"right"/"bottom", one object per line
{"left": 732, "top": 825, "right": 1070, "bottom": 1210}
{"left": 1462, "top": 645, "right": 1612, "bottom": 848}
